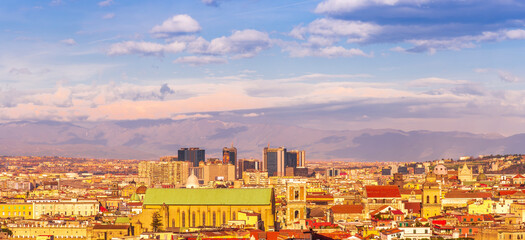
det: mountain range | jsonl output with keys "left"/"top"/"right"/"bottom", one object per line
{"left": 0, "top": 119, "right": 523, "bottom": 162}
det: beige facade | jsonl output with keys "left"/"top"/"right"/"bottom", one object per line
{"left": 202, "top": 162, "right": 235, "bottom": 183}
{"left": 10, "top": 224, "right": 90, "bottom": 239}
{"left": 138, "top": 160, "right": 189, "bottom": 186}
{"left": 243, "top": 170, "right": 269, "bottom": 186}
{"left": 32, "top": 199, "right": 99, "bottom": 219}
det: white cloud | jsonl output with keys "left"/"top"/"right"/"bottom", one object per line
{"left": 107, "top": 41, "right": 185, "bottom": 56}
{"left": 151, "top": 15, "right": 201, "bottom": 38}
{"left": 506, "top": 29, "right": 525, "bottom": 40}
{"left": 98, "top": 0, "right": 113, "bottom": 7}
{"left": 408, "top": 78, "right": 468, "bottom": 87}
{"left": 282, "top": 42, "right": 369, "bottom": 58}
{"left": 291, "top": 18, "right": 381, "bottom": 44}
{"left": 243, "top": 112, "right": 263, "bottom": 117}
{"left": 173, "top": 56, "right": 227, "bottom": 66}
{"left": 401, "top": 28, "right": 525, "bottom": 53}
{"left": 102, "top": 13, "right": 115, "bottom": 19}
{"left": 315, "top": 0, "right": 430, "bottom": 14}
{"left": 172, "top": 113, "right": 212, "bottom": 120}
{"left": 60, "top": 38, "right": 77, "bottom": 46}
{"left": 201, "top": 0, "right": 220, "bottom": 6}
{"left": 207, "top": 29, "right": 271, "bottom": 58}
{"left": 498, "top": 71, "right": 523, "bottom": 83}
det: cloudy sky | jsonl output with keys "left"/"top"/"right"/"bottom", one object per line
{"left": 1, "top": 0, "right": 525, "bottom": 135}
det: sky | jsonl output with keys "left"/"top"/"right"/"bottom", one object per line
{"left": 1, "top": 0, "right": 525, "bottom": 135}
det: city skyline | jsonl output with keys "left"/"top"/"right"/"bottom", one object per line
{"left": 1, "top": 0, "right": 525, "bottom": 136}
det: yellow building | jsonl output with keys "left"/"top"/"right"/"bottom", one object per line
{"left": 92, "top": 225, "right": 130, "bottom": 239}
{"left": 121, "top": 185, "right": 137, "bottom": 198}
{"left": 468, "top": 199, "right": 494, "bottom": 215}
{"left": 237, "top": 210, "right": 262, "bottom": 229}
{"left": 9, "top": 223, "right": 130, "bottom": 240}
{"left": 133, "top": 188, "right": 276, "bottom": 233}
{"left": 10, "top": 223, "right": 90, "bottom": 239}
{"left": 421, "top": 172, "right": 441, "bottom": 219}
{"left": 0, "top": 203, "right": 33, "bottom": 219}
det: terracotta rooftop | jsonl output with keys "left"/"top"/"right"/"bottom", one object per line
{"left": 331, "top": 205, "right": 364, "bottom": 214}
{"left": 365, "top": 185, "right": 401, "bottom": 198}
{"left": 444, "top": 191, "right": 491, "bottom": 199}
{"left": 403, "top": 202, "right": 421, "bottom": 214}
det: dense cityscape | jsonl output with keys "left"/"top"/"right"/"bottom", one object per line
{"left": 3, "top": 0, "right": 525, "bottom": 239}
{"left": 0, "top": 148, "right": 524, "bottom": 240}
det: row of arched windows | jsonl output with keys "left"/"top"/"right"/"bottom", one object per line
{"left": 426, "top": 195, "right": 438, "bottom": 204}
{"left": 175, "top": 210, "right": 238, "bottom": 227}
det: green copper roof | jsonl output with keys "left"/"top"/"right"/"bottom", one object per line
{"left": 144, "top": 188, "right": 273, "bottom": 206}
{"left": 115, "top": 217, "right": 130, "bottom": 224}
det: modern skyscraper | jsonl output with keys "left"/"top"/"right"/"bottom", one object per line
{"left": 178, "top": 148, "right": 205, "bottom": 167}
{"left": 222, "top": 146, "right": 237, "bottom": 165}
{"left": 286, "top": 150, "right": 306, "bottom": 168}
{"left": 236, "top": 158, "right": 259, "bottom": 179}
{"left": 263, "top": 146, "right": 286, "bottom": 177}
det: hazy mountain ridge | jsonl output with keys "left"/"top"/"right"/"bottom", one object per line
{"left": 0, "top": 119, "right": 522, "bottom": 162}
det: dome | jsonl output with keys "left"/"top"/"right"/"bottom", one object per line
{"left": 186, "top": 172, "right": 199, "bottom": 189}
{"left": 477, "top": 173, "right": 488, "bottom": 181}
{"left": 433, "top": 164, "right": 448, "bottom": 175}
{"left": 130, "top": 192, "right": 140, "bottom": 202}
{"left": 136, "top": 185, "right": 147, "bottom": 194}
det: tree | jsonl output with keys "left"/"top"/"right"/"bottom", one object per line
{"left": 151, "top": 211, "right": 163, "bottom": 232}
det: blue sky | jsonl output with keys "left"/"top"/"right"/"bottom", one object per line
{"left": 1, "top": 0, "right": 525, "bottom": 135}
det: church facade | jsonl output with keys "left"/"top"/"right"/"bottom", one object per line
{"left": 133, "top": 188, "right": 276, "bottom": 232}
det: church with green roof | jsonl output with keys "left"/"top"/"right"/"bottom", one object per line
{"left": 132, "top": 188, "right": 276, "bottom": 232}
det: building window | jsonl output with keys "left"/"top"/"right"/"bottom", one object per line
{"left": 223, "top": 212, "right": 226, "bottom": 225}
{"left": 212, "top": 212, "right": 217, "bottom": 226}
{"left": 434, "top": 195, "right": 437, "bottom": 203}
{"left": 427, "top": 195, "right": 430, "bottom": 204}
{"left": 202, "top": 212, "right": 206, "bottom": 226}
{"left": 192, "top": 212, "right": 196, "bottom": 227}
{"left": 295, "top": 210, "right": 299, "bottom": 219}
{"left": 182, "top": 212, "right": 186, "bottom": 227}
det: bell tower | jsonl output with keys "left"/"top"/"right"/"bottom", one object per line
{"left": 285, "top": 182, "right": 307, "bottom": 228}
{"left": 421, "top": 171, "right": 441, "bottom": 219}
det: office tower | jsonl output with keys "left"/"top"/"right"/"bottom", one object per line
{"left": 398, "top": 165, "right": 408, "bottom": 175}
{"left": 327, "top": 167, "right": 340, "bottom": 177}
{"left": 177, "top": 148, "right": 205, "bottom": 167}
{"left": 263, "top": 146, "right": 287, "bottom": 177}
{"left": 236, "top": 158, "right": 259, "bottom": 179}
{"left": 286, "top": 150, "right": 306, "bottom": 168}
{"left": 382, "top": 167, "right": 392, "bottom": 176}
{"left": 138, "top": 160, "right": 189, "bottom": 186}
{"left": 222, "top": 146, "right": 237, "bottom": 165}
